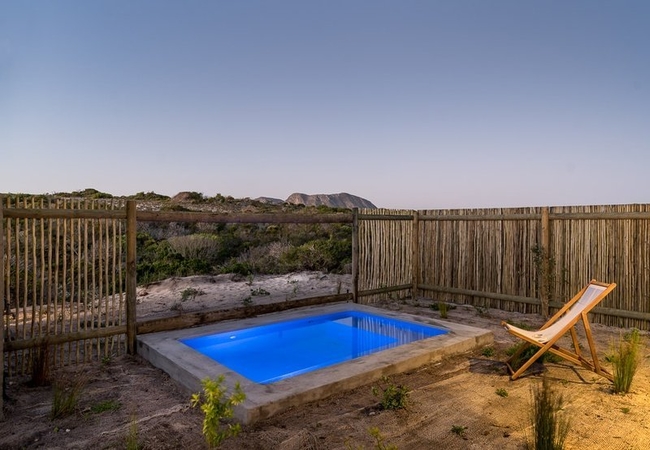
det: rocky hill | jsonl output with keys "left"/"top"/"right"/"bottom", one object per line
{"left": 253, "top": 193, "right": 376, "bottom": 209}
{"left": 284, "top": 192, "right": 376, "bottom": 209}
{"left": 5, "top": 189, "right": 377, "bottom": 211}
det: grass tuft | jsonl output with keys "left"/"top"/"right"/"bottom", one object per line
{"left": 528, "top": 376, "right": 570, "bottom": 450}
{"left": 51, "top": 374, "right": 87, "bottom": 419}
{"left": 91, "top": 399, "right": 122, "bottom": 414}
{"left": 610, "top": 328, "right": 642, "bottom": 394}
{"left": 126, "top": 412, "right": 140, "bottom": 450}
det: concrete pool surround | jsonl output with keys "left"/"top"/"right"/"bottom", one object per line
{"left": 137, "top": 302, "right": 493, "bottom": 424}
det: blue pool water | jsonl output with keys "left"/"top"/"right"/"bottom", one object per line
{"left": 180, "top": 311, "right": 447, "bottom": 384}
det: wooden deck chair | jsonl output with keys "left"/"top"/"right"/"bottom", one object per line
{"left": 502, "top": 279, "right": 616, "bottom": 381}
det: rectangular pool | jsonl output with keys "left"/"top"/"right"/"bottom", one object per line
{"left": 138, "top": 303, "right": 493, "bottom": 424}
{"left": 180, "top": 311, "right": 447, "bottom": 384}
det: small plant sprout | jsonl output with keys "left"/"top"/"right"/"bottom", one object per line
{"left": 371, "top": 376, "right": 410, "bottom": 411}
{"left": 368, "top": 427, "right": 398, "bottom": 450}
{"left": 250, "top": 287, "right": 270, "bottom": 296}
{"left": 180, "top": 287, "right": 205, "bottom": 301}
{"left": 451, "top": 425, "right": 467, "bottom": 437}
{"left": 621, "top": 407, "right": 631, "bottom": 414}
{"left": 495, "top": 388, "right": 508, "bottom": 398}
{"left": 481, "top": 346, "right": 495, "bottom": 357}
{"left": 191, "top": 375, "right": 246, "bottom": 448}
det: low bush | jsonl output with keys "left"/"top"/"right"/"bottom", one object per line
{"left": 372, "top": 377, "right": 410, "bottom": 411}
{"left": 191, "top": 375, "right": 246, "bottom": 448}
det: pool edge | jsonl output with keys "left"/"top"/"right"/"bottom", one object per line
{"left": 137, "top": 302, "right": 494, "bottom": 424}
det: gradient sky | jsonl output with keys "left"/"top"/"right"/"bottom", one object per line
{"left": 2, "top": 1, "right": 649, "bottom": 209}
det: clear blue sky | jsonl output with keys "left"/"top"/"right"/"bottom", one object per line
{"left": 2, "top": 1, "right": 649, "bottom": 209}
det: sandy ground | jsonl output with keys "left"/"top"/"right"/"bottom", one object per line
{"left": 2, "top": 272, "right": 650, "bottom": 449}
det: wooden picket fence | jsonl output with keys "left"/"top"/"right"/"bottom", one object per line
{"left": 3, "top": 197, "right": 650, "bottom": 418}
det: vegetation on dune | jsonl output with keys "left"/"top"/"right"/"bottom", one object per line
{"left": 2, "top": 191, "right": 354, "bottom": 293}
{"left": 136, "top": 221, "right": 352, "bottom": 284}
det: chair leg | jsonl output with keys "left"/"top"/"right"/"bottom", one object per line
{"left": 505, "top": 341, "right": 531, "bottom": 374}
{"left": 582, "top": 315, "right": 613, "bottom": 381}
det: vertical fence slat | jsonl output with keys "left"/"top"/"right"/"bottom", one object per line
{"left": 351, "top": 208, "right": 359, "bottom": 303}
{"left": 126, "top": 200, "right": 137, "bottom": 354}
{"left": 0, "top": 198, "right": 5, "bottom": 419}
{"left": 412, "top": 210, "right": 419, "bottom": 299}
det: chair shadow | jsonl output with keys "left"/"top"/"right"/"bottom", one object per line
{"left": 468, "top": 358, "right": 544, "bottom": 377}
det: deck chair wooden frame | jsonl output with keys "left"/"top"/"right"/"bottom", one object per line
{"left": 502, "top": 279, "right": 616, "bottom": 381}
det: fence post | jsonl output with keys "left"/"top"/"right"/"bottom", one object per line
{"left": 540, "top": 206, "right": 550, "bottom": 317}
{"left": 126, "top": 200, "right": 137, "bottom": 354}
{"left": 412, "top": 210, "right": 419, "bottom": 300}
{"left": 0, "top": 198, "right": 5, "bottom": 420}
{"left": 352, "top": 208, "right": 359, "bottom": 303}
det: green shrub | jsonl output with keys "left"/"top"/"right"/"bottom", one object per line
{"left": 611, "top": 329, "right": 642, "bottom": 394}
{"left": 191, "top": 375, "right": 246, "bottom": 448}
{"left": 136, "top": 233, "right": 212, "bottom": 284}
{"left": 372, "top": 377, "right": 410, "bottom": 411}
{"left": 280, "top": 238, "right": 351, "bottom": 273}
{"left": 168, "top": 234, "right": 221, "bottom": 262}
{"left": 529, "top": 376, "right": 569, "bottom": 450}
{"left": 220, "top": 260, "right": 253, "bottom": 276}
{"left": 128, "top": 191, "right": 170, "bottom": 201}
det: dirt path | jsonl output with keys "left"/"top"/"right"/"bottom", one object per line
{"left": 2, "top": 275, "right": 650, "bottom": 449}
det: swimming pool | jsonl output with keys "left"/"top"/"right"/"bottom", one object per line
{"left": 138, "top": 303, "right": 493, "bottom": 424}
{"left": 180, "top": 310, "right": 448, "bottom": 384}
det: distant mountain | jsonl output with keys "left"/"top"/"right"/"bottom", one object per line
{"left": 285, "top": 192, "right": 376, "bottom": 209}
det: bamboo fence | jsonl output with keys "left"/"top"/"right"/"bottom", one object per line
{"left": 356, "top": 204, "right": 650, "bottom": 331}
{"left": 0, "top": 198, "right": 355, "bottom": 381}
{"left": 3, "top": 199, "right": 650, "bottom": 390}
{"left": 2, "top": 196, "right": 127, "bottom": 377}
